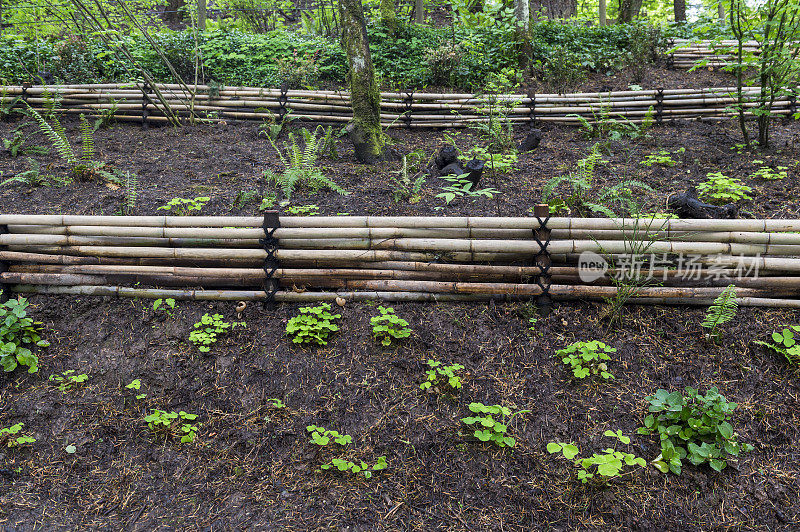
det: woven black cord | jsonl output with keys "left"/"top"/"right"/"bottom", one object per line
{"left": 532, "top": 213, "right": 551, "bottom": 300}
{"left": 528, "top": 92, "right": 536, "bottom": 128}
{"left": 655, "top": 88, "right": 664, "bottom": 124}
{"left": 141, "top": 81, "right": 150, "bottom": 129}
{"left": 278, "top": 83, "right": 289, "bottom": 120}
{"left": 259, "top": 211, "right": 280, "bottom": 305}
{"left": 403, "top": 91, "right": 414, "bottom": 129}
{"left": 789, "top": 89, "right": 797, "bottom": 117}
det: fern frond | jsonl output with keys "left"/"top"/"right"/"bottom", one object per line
{"left": 79, "top": 114, "right": 94, "bottom": 163}
{"left": 23, "top": 103, "right": 75, "bottom": 164}
{"left": 702, "top": 285, "right": 738, "bottom": 339}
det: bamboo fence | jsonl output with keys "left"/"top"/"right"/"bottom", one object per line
{"left": 668, "top": 39, "right": 763, "bottom": 69}
{"left": 2, "top": 82, "right": 798, "bottom": 128}
{"left": 2, "top": 213, "right": 800, "bottom": 307}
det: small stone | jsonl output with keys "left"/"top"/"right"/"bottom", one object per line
{"left": 335, "top": 297, "right": 346, "bottom": 307}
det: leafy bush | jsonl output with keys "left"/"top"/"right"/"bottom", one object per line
{"left": 189, "top": 313, "right": 245, "bottom": 353}
{"left": 548, "top": 429, "right": 646, "bottom": 484}
{"left": 641, "top": 148, "right": 684, "bottom": 167}
{"left": 0, "top": 296, "right": 49, "bottom": 374}
{"left": 697, "top": 172, "right": 753, "bottom": 204}
{"left": 637, "top": 387, "right": 753, "bottom": 474}
{"left": 556, "top": 340, "right": 616, "bottom": 380}
{"left": 285, "top": 303, "right": 341, "bottom": 345}
{"left": 461, "top": 402, "right": 527, "bottom": 448}
{"left": 749, "top": 166, "right": 787, "bottom": 180}
{"left": 145, "top": 410, "right": 199, "bottom": 443}
{"left": 755, "top": 325, "right": 800, "bottom": 364}
{"left": 370, "top": 306, "right": 411, "bottom": 346}
{"left": 420, "top": 359, "right": 464, "bottom": 392}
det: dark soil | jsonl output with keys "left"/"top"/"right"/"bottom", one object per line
{"left": 1, "top": 110, "right": 799, "bottom": 219}
{"left": 1, "top": 85, "right": 800, "bottom": 530}
{"left": 1, "top": 297, "right": 799, "bottom": 530}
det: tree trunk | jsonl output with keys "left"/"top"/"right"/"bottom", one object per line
{"left": 339, "top": 0, "right": 385, "bottom": 164}
{"left": 718, "top": 1, "right": 725, "bottom": 21}
{"left": 197, "top": 0, "right": 206, "bottom": 28}
{"left": 380, "top": 0, "right": 397, "bottom": 32}
{"left": 514, "top": 0, "right": 530, "bottom": 31}
{"left": 618, "top": 0, "right": 643, "bottom": 22}
{"left": 673, "top": 0, "right": 685, "bottom": 22}
{"left": 530, "top": 0, "right": 576, "bottom": 18}
{"left": 162, "top": 0, "right": 185, "bottom": 24}
{"left": 599, "top": 0, "right": 607, "bottom": 25}
{"left": 414, "top": 0, "right": 424, "bottom": 23}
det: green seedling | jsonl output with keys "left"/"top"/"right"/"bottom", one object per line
{"left": 370, "top": 306, "right": 411, "bottom": 346}
{"left": 0, "top": 423, "right": 36, "bottom": 448}
{"left": 556, "top": 340, "right": 616, "bottom": 380}
{"left": 144, "top": 410, "right": 199, "bottom": 443}
{"left": 306, "top": 425, "right": 352, "bottom": 446}
{"left": 420, "top": 359, "right": 464, "bottom": 392}
{"left": 49, "top": 370, "right": 88, "bottom": 392}
{"left": 189, "top": 313, "right": 246, "bottom": 353}
{"left": 285, "top": 303, "right": 341, "bottom": 346}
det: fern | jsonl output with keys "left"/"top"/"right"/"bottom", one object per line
{"left": 702, "top": 285, "right": 738, "bottom": 341}
{"left": 23, "top": 103, "right": 76, "bottom": 164}
{"left": 123, "top": 172, "right": 138, "bottom": 214}
{"left": 267, "top": 126, "right": 346, "bottom": 199}
{"left": 79, "top": 114, "right": 94, "bottom": 163}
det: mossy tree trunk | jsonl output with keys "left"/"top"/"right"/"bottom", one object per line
{"left": 674, "top": 0, "right": 686, "bottom": 21}
{"left": 514, "top": 0, "right": 530, "bottom": 32}
{"left": 381, "top": 0, "right": 398, "bottom": 33}
{"left": 618, "top": 0, "right": 643, "bottom": 22}
{"left": 340, "top": 0, "right": 385, "bottom": 163}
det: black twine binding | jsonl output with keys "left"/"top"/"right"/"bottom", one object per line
{"left": 531, "top": 212, "right": 551, "bottom": 300}
{"left": 278, "top": 83, "right": 289, "bottom": 120}
{"left": 655, "top": 88, "right": 664, "bottom": 124}
{"left": 259, "top": 211, "right": 280, "bottom": 305}
{"left": 403, "top": 91, "right": 413, "bottom": 129}
{"left": 528, "top": 92, "right": 536, "bottom": 128}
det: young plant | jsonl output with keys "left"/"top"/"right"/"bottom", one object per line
{"left": 641, "top": 148, "right": 684, "bottom": 167}
{"left": 319, "top": 456, "right": 387, "bottom": 479}
{"left": 556, "top": 340, "right": 616, "bottom": 380}
{"left": 548, "top": 430, "right": 646, "bottom": 484}
{"left": 284, "top": 204, "right": 320, "bottom": 216}
{"left": 0, "top": 423, "right": 36, "bottom": 448}
{"left": 257, "top": 108, "right": 296, "bottom": 141}
{"left": 49, "top": 370, "right": 88, "bottom": 392}
{"left": 389, "top": 153, "right": 426, "bottom": 204}
{"left": 461, "top": 403, "right": 528, "bottom": 448}
{"left": 125, "top": 379, "right": 147, "bottom": 400}
{"left": 436, "top": 174, "right": 500, "bottom": 205}
{"left": 144, "top": 410, "right": 199, "bottom": 443}
{"left": 285, "top": 303, "right": 341, "bottom": 346}
{"left": 189, "top": 313, "right": 246, "bottom": 353}
{"left": 749, "top": 166, "right": 787, "bottom": 180}
{"left": 420, "top": 359, "right": 464, "bottom": 392}
{"left": 637, "top": 387, "right": 753, "bottom": 474}
{"left": 306, "top": 425, "right": 352, "bottom": 446}
{"left": 0, "top": 295, "right": 49, "bottom": 373}
{"left": 157, "top": 197, "right": 210, "bottom": 216}
{"left": 754, "top": 325, "right": 800, "bottom": 365}
{"left": 370, "top": 306, "right": 411, "bottom": 346}
{"left": 697, "top": 172, "right": 753, "bottom": 204}
{"left": 152, "top": 298, "right": 177, "bottom": 318}
{"left": 702, "top": 285, "right": 738, "bottom": 342}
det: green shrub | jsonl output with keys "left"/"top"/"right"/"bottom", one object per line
{"left": 420, "top": 359, "right": 464, "bottom": 392}
{"left": 548, "top": 429, "right": 646, "bottom": 484}
{"left": 285, "top": 303, "right": 341, "bottom": 345}
{"left": 637, "top": 387, "right": 753, "bottom": 474}
{"left": 307, "top": 425, "right": 352, "bottom": 446}
{"left": 145, "top": 410, "right": 199, "bottom": 444}
{"left": 697, "top": 172, "right": 753, "bottom": 204}
{"left": 556, "top": 340, "right": 616, "bottom": 380}
{"left": 0, "top": 296, "right": 49, "bottom": 374}
{"left": 370, "top": 306, "right": 411, "bottom": 346}
{"left": 189, "top": 313, "right": 246, "bottom": 353}
{"left": 461, "top": 402, "right": 528, "bottom": 448}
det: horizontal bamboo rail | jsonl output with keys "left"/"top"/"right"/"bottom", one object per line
{"left": 2, "top": 82, "right": 798, "bottom": 128}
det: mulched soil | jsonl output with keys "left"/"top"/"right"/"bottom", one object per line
{"left": 1, "top": 69, "right": 800, "bottom": 530}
